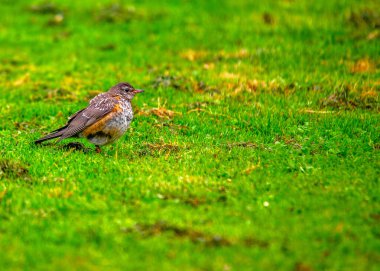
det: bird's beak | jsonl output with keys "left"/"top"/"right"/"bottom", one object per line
{"left": 134, "top": 89, "right": 144, "bottom": 93}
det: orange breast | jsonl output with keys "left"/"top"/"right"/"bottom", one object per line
{"left": 81, "top": 104, "right": 122, "bottom": 138}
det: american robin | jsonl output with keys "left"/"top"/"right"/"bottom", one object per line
{"left": 35, "top": 82, "right": 144, "bottom": 152}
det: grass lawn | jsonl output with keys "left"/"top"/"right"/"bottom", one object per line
{"left": 0, "top": 0, "right": 379, "bottom": 270}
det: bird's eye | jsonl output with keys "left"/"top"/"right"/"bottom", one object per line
{"left": 123, "top": 86, "right": 131, "bottom": 92}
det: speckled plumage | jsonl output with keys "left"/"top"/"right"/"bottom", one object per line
{"left": 35, "top": 82, "right": 143, "bottom": 150}
{"left": 80, "top": 98, "right": 133, "bottom": 146}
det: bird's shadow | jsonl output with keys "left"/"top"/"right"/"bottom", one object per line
{"left": 34, "top": 141, "right": 93, "bottom": 153}
{"left": 62, "top": 142, "right": 91, "bottom": 153}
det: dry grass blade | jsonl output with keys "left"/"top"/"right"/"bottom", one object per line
{"left": 300, "top": 109, "right": 335, "bottom": 114}
{"left": 137, "top": 107, "right": 181, "bottom": 119}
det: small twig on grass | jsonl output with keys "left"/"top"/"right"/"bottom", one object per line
{"left": 300, "top": 109, "right": 335, "bottom": 114}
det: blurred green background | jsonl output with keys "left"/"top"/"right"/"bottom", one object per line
{"left": 0, "top": 0, "right": 379, "bottom": 270}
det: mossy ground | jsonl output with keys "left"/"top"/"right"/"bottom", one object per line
{"left": 0, "top": 0, "right": 379, "bottom": 270}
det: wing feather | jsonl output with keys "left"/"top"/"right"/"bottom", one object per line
{"left": 58, "top": 95, "right": 117, "bottom": 140}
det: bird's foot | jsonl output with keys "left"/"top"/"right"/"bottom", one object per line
{"left": 95, "top": 146, "right": 102, "bottom": 153}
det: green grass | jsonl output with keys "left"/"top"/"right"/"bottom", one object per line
{"left": 0, "top": 0, "right": 379, "bottom": 270}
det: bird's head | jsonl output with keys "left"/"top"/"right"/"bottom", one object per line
{"left": 110, "top": 82, "right": 144, "bottom": 100}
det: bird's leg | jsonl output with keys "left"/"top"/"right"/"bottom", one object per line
{"left": 95, "top": 145, "right": 101, "bottom": 153}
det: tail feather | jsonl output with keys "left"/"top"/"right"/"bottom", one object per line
{"left": 35, "top": 126, "right": 67, "bottom": 144}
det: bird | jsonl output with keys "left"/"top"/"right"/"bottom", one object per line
{"left": 35, "top": 82, "right": 144, "bottom": 152}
